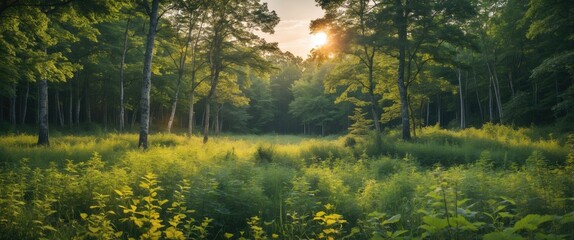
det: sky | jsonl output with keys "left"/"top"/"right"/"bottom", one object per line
{"left": 260, "top": 0, "right": 325, "bottom": 58}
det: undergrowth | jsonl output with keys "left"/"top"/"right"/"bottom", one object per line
{"left": 0, "top": 126, "right": 572, "bottom": 239}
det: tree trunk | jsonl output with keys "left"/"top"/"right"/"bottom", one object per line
{"left": 37, "top": 80, "right": 49, "bottom": 146}
{"left": 489, "top": 79, "right": 493, "bottom": 122}
{"left": 508, "top": 72, "right": 515, "bottom": 97}
{"left": 186, "top": 17, "right": 205, "bottom": 137}
{"left": 203, "top": 101, "right": 211, "bottom": 143}
{"left": 167, "top": 18, "right": 194, "bottom": 134}
{"left": 55, "top": 90, "right": 64, "bottom": 127}
{"left": 75, "top": 97, "right": 81, "bottom": 126}
{"left": 473, "top": 70, "right": 483, "bottom": 122}
{"left": 419, "top": 98, "right": 425, "bottom": 128}
{"left": 166, "top": 84, "right": 180, "bottom": 133}
{"left": 21, "top": 81, "right": 29, "bottom": 124}
{"left": 119, "top": 17, "right": 130, "bottom": 132}
{"left": 457, "top": 68, "right": 465, "bottom": 129}
{"left": 366, "top": 53, "right": 381, "bottom": 132}
{"left": 203, "top": 67, "right": 221, "bottom": 143}
{"left": 9, "top": 89, "right": 16, "bottom": 126}
{"left": 220, "top": 118, "right": 223, "bottom": 132}
{"left": 369, "top": 87, "right": 381, "bottom": 132}
{"left": 138, "top": 0, "right": 160, "bottom": 149}
{"left": 408, "top": 96, "right": 416, "bottom": 138}
{"left": 395, "top": 0, "right": 411, "bottom": 140}
{"left": 426, "top": 100, "right": 430, "bottom": 126}
{"left": 487, "top": 62, "right": 503, "bottom": 122}
{"left": 188, "top": 92, "right": 195, "bottom": 136}
{"left": 214, "top": 104, "right": 221, "bottom": 135}
{"left": 166, "top": 68, "right": 184, "bottom": 133}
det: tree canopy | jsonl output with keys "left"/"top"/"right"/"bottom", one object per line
{"left": 0, "top": 0, "right": 572, "bottom": 143}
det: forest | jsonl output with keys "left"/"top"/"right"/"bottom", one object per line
{"left": 0, "top": 0, "right": 573, "bottom": 239}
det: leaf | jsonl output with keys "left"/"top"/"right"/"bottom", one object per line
{"left": 559, "top": 212, "right": 574, "bottom": 224}
{"left": 496, "top": 205, "right": 508, "bottom": 212}
{"left": 169, "top": 220, "right": 179, "bottom": 227}
{"left": 534, "top": 232, "right": 565, "bottom": 240}
{"left": 326, "top": 219, "right": 337, "bottom": 226}
{"left": 382, "top": 214, "right": 401, "bottom": 225}
{"left": 420, "top": 216, "right": 449, "bottom": 233}
{"left": 114, "top": 189, "right": 124, "bottom": 196}
{"left": 80, "top": 213, "right": 88, "bottom": 219}
{"left": 500, "top": 197, "right": 516, "bottom": 206}
{"left": 134, "top": 219, "right": 144, "bottom": 228}
{"left": 164, "top": 227, "right": 185, "bottom": 240}
{"left": 513, "top": 214, "right": 554, "bottom": 232}
{"left": 451, "top": 215, "right": 478, "bottom": 231}
{"left": 392, "top": 230, "right": 409, "bottom": 238}
{"left": 88, "top": 226, "right": 100, "bottom": 233}
{"left": 499, "top": 212, "right": 515, "bottom": 218}
{"left": 224, "top": 233, "right": 234, "bottom": 239}
{"left": 323, "top": 228, "right": 336, "bottom": 234}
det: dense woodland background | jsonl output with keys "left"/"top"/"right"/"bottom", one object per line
{"left": 0, "top": 0, "right": 572, "bottom": 143}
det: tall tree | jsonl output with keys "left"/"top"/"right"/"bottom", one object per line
{"left": 524, "top": 0, "right": 574, "bottom": 122}
{"left": 268, "top": 51, "right": 302, "bottom": 134}
{"left": 138, "top": 0, "right": 162, "bottom": 149}
{"left": 0, "top": 0, "right": 122, "bottom": 145}
{"left": 313, "top": 0, "right": 385, "bottom": 132}
{"left": 372, "top": 0, "right": 476, "bottom": 140}
{"left": 290, "top": 61, "right": 349, "bottom": 136}
{"left": 162, "top": 0, "right": 205, "bottom": 134}
{"left": 202, "top": 0, "right": 279, "bottom": 143}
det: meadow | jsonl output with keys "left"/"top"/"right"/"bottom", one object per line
{"left": 0, "top": 124, "right": 573, "bottom": 239}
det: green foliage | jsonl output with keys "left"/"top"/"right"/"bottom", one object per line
{"left": 255, "top": 144, "right": 275, "bottom": 164}
{"left": 417, "top": 167, "right": 484, "bottom": 239}
{"left": 80, "top": 193, "right": 123, "bottom": 239}
{"left": 360, "top": 212, "right": 407, "bottom": 240}
{"left": 0, "top": 131, "right": 572, "bottom": 239}
{"left": 119, "top": 172, "right": 167, "bottom": 239}
{"left": 312, "top": 204, "right": 348, "bottom": 239}
{"left": 348, "top": 107, "right": 373, "bottom": 137}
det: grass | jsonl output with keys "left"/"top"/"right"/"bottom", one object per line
{"left": 0, "top": 125, "right": 572, "bottom": 239}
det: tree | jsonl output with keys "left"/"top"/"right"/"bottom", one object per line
{"left": 138, "top": 0, "right": 163, "bottom": 149}
{"left": 268, "top": 51, "right": 303, "bottom": 134}
{"left": 161, "top": 0, "right": 206, "bottom": 134}
{"left": 201, "top": 0, "right": 279, "bottom": 143}
{"left": 245, "top": 75, "right": 275, "bottom": 133}
{"left": 289, "top": 62, "right": 349, "bottom": 136}
{"left": 313, "top": 0, "right": 385, "bottom": 132}
{"left": 373, "top": 0, "right": 476, "bottom": 140}
{"left": 0, "top": 0, "right": 122, "bottom": 145}
{"left": 348, "top": 107, "right": 373, "bottom": 136}
{"left": 524, "top": 0, "right": 574, "bottom": 122}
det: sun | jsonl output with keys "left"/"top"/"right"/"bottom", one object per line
{"left": 312, "top": 32, "right": 328, "bottom": 47}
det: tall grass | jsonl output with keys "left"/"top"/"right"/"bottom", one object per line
{"left": 355, "top": 124, "right": 568, "bottom": 167}
{"left": 0, "top": 128, "right": 572, "bottom": 239}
